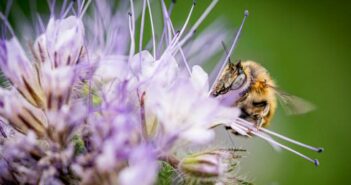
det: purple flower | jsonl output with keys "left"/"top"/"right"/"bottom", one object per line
{"left": 0, "top": 0, "right": 322, "bottom": 184}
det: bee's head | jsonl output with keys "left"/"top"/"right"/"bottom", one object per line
{"left": 235, "top": 60, "right": 243, "bottom": 73}
{"left": 230, "top": 60, "right": 248, "bottom": 90}
{"left": 211, "top": 60, "right": 249, "bottom": 97}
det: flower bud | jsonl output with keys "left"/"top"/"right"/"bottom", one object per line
{"left": 179, "top": 149, "right": 244, "bottom": 183}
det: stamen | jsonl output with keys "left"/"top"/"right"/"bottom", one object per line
{"left": 159, "top": 2, "right": 193, "bottom": 74}
{"left": 129, "top": 0, "right": 135, "bottom": 32}
{"left": 170, "top": 2, "right": 195, "bottom": 50}
{"left": 178, "top": 0, "right": 219, "bottom": 47}
{"left": 146, "top": 0, "right": 157, "bottom": 59}
{"left": 166, "top": 2, "right": 195, "bottom": 74}
{"left": 260, "top": 127, "right": 324, "bottom": 153}
{"left": 139, "top": 0, "right": 147, "bottom": 53}
{"left": 79, "top": 0, "right": 85, "bottom": 15}
{"left": 253, "top": 130, "right": 319, "bottom": 166}
{"left": 128, "top": 12, "right": 135, "bottom": 60}
{"left": 221, "top": 41, "right": 232, "bottom": 63}
{"left": 136, "top": 0, "right": 147, "bottom": 76}
{"left": 167, "top": 21, "right": 172, "bottom": 45}
{"left": 36, "top": 14, "right": 45, "bottom": 33}
{"left": 79, "top": 0, "right": 91, "bottom": 18}
{"left": 30, "top": 1, "right": 39, "bottom": 34}
{"left": 209, "top": 10, "right": 249, "bottom": 93}
{"left": 0, "top": 12, "right": 15, "bottom": 37}
{"left": 157, "top": 31, "right": 180, "bottom": 62}
{"left": 168, "top": 31, "right": 181, "bottom": 49}
{"left": 160, "top": 0, "right": 173, "bottom": 45}
{"left": 60, "top": 0, "right": 68, "bottom": 18}
{"left": 5, "top": 0, "right": 13, "bottom": 17}
{"left": 157, "top": 0, "right": 175, "bottom": 58}
{"left": 61, "top": 1, "right": 74, "bottom": 19}
{"left": 233, "top": 121, "right": 319, "bottom": 166}
{"left": 47, "top": 0, "right": 56, "bottom": 17}
{"left": 236, "top": 118, "right": 323, "bottom": 153}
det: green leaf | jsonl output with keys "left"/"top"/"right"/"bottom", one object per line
{"left": 155, "top": 161, "right": 176, "bottom": 185}
{"left": 72, "top": 135, "right": 86, "bottom": 155}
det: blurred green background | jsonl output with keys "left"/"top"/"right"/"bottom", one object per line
{"left": 170, "top": 0, "right": 350, "bottom": 184}
{"left": 2, "top": 0, "right": 351, "bottom": 184}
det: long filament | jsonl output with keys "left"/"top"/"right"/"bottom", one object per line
{"left": 160, "top": 1, "right": 193, "bottom": 74}
{"left": 233, "top": 120, "right": 320, "bottom": 166}
{"left": 0, "top": 13, "right": 15, "bottom": 37}
{"left": 236, "top": 119, "right": 323, "bottom": 153}
{"left": 139, "top": 0, "right": 147, "bottom": 53}
{"left": 209, "top": 10, "right": 249, "bottom": 93}
{"left": 157, "top": 1, "right": 174, "bottom": 58}
{"left": 170, "top": 3, "right": 195, "bottom": 50}
{"left": 146, "top": 0, "right": 156, "bottom": 59}
{"left": 260, "top": 126, "right": 323, "bottom": 153}
{"left": 178, "top": 0, "right": 219, "bottom": 47}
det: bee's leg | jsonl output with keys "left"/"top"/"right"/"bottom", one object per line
{"left": 256, "top": 117, "right": 264, "bottom": 129}
{"left": 225, "top": 126, "right": 244, "bottom": 136}
{"left": 225, "top": 126, "right": 239, "bottom": 135}
{"left": 225, "top": 126, "right": 252, "bottom": 137}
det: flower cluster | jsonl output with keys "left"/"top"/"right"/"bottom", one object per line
{"left": 0, "top": 0, "right": 322, "bottom": 185}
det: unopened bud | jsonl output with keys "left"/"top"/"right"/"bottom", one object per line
{"left": 179, "top": 149, "right": 244, "bottom": 182}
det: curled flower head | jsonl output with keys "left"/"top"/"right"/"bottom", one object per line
{"left": 0, "top": 89, "right": 46, "bottom": 137}
{"left": 0, "top": 38, "right": 45, "bottom": 107}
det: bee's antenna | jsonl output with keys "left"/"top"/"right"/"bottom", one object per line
{"left": 221, "top": 41, "right": 232, "bottom": 63}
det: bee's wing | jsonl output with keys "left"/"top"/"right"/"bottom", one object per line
{"left": 271, "top": 86, "right": 316, "bottom": 115}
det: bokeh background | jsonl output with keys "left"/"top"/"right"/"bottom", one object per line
{"left": 172, "top": 0, "right": 349, "bottom": 185}
{"left": 2, "top": 0, "right": 350, "bottom": 184}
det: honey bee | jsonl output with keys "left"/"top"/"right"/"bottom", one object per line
{"left": 211, "top": 59, "right": 315, "bottom": 128}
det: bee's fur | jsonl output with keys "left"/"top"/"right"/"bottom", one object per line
{"left": 212, "top": 60, "right": 277, "bottom": 128}
{"left": 236, "top": 61, "right": 277, "bottom": 127}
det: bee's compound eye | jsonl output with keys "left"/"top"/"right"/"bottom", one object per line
{"left": 231, "top": 74, "right": 246, "bottom": 90}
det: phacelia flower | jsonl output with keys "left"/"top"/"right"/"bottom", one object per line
{"left": 0, "top": 0, "right": 322, "bottom": 184}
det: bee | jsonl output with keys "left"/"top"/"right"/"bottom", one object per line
{"left": 211, "top": 57, "right": 315, "bottom": 128}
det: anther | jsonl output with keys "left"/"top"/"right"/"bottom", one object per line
{"left": 244, "top": 10, "right": 249, "bottom": 17}
{"left": 317, "top": 147, "right": 324, "bottom": 153}
{"left": 314, "top": 159, "right": 320, "bottom": 167}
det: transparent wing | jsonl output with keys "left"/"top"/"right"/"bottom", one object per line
{"left": 272, "top": 87, "right": 316, "bottom": 115}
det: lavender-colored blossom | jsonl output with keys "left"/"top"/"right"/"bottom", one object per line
{"left": 0, "top": 89, "right": 46, "bottom": 137}
{"left": 146, "top": 65, "right": 239, "bottom": 148}
{"left": 0, "top": 0, "right": 322, "bottom": 184}
{"left": 0, "top": 38, "right": 45, "bottom": 108}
